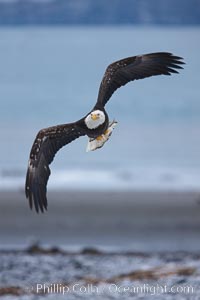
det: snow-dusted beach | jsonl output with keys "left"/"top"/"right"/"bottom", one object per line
{"left": 0, "top": 190, "right": 200, "bottom": 299}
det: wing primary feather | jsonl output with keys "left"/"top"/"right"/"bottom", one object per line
{"left": 166, "top": 67, "right": 179, "bottom": 74}
{"left": 25, "top": 122, "right": 86, "bottom": 213}
{"left": 96, "top": 52, "right": 185, "bottom": 107}
{"left": 32, "top": 185, "right": 39, "bottom": 213}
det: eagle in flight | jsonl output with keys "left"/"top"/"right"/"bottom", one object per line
{"left": 25, "top": 52, "right": 184, "bottom": 213}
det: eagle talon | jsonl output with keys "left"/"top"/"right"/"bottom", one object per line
{"left": 96, "top": 135, "right": 105, "bottom": 141}
{"left": 86, "top": 120, "right": 117, "bottom": 152}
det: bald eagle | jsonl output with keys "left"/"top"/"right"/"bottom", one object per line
{"left": 25, "top": 52, "right": 184, "bottom": 213}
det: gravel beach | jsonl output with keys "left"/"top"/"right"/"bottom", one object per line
{"left": 0, "top": 190, "right": 200, "bottom": 299}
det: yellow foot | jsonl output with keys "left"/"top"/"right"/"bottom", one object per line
{"left": 96, "top": 135, "right": 104, "bottom": 141}
{"left": 86, "top": 120, "right": 117, "bottom": 152}
{"left": 96, "top": 129, "right": 111, "bottom": 140}
{"left": 104, "top": 129, "right": 110, "bottom": 135}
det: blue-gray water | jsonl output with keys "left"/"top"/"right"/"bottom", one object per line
{"left": 0, "top": 26, "right": 200, "bottom": 190}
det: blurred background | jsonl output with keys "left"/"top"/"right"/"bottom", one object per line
{"left": 1, "top": 2, "right": 200, "bottom": 299}
{"left": 0, "top": 0, "right": 200, "bottom": 252}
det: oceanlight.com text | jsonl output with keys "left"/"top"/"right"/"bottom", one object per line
{"left": 34, "top": 282, "right": 194, "bottom": 296}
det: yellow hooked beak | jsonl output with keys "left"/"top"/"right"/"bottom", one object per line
{"left": 91, "top": 113, "right": 99, "bottom": 121}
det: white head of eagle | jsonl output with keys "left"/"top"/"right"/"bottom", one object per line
{"left": 85, "top": 110, "right": 105, "bottom": 129}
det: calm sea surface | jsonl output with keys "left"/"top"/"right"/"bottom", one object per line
{"left": 0, "top": 26, "right": 200, "bottom": 190}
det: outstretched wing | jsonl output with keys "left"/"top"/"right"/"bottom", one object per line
{"left": 25, "top": 122, "right": 86, "bottom": 213}
{"left": 96, "top": 52, "right": 184, "bottom": 107}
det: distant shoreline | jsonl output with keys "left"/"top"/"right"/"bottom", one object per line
{"left": 0, "top": 0, "right": 199, "bottom": 26}
{"left": 0, "top": 23, "right": 198, "bottom": 28}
